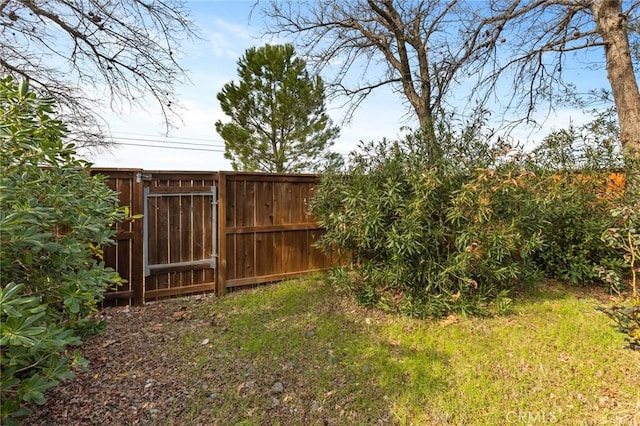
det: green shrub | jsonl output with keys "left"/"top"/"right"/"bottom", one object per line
{"left": 0, "top": 77, "right": 126, "bottom": 424}
{"left": 599, "top": 301, "right": 640, "bottom": 351}
{"left": 527, "top": 123, "right": 623, "bottom": 286}
{"left": 312, "top": 112, "right": 625, "bottom": 318}
{"left": 312, "top": 126, "right": 549, "bottom": 318}
{"left": 599, "top": 203, "right": 640, "bottom": 351}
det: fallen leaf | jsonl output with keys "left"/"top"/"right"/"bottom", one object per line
{"left": 439, "top": 314, "right": 459, "bottom": 326}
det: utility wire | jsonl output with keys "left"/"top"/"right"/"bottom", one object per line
{"left": 111, "top": 131, "right": 225, "bottom": 144}
{"left": 109, "top": 136, "right": 225, "bottom": 148}
{"left": 110, "top": 141, "right": 352, "bottom": 161}
{"left": 109, "top": 135, "right": 356, "bottom": 157}
{"left": 111, "top": 131, "right": 356, "bottom": 153}
{"left": 110, "top": 141, "right": 225, "bottom": 152}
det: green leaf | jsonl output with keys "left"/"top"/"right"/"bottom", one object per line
{"left": 64, "top": 296, "right": 80, "bottom": 314}
{"left": 0, "top": 282, "right": 25, "bottom": 304}
{"left": 18, "top": 79, "right": 29, "bottom": 98}
{"left": 19, "top": 374, "right": 58, "bottom": 405}
{"left": 0, "top": 373, "right": 20, "bottom": 391}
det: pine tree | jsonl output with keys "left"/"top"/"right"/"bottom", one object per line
{"left": 216, "top": 44, "right": 340, "bottom": 173}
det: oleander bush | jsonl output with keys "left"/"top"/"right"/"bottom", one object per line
{"left": 599, "top": 204, "right": 640, "bottom": 351}
{"left": 527, "top": 121, "right": 624, "bottom": 287}
{"left": 0, "top": 77, "right": 126, "bottom": 424}
{"left": 312, "top": 123, "right": 543, "bottom": 317}
{"left": 311, "top": 113, "right": 625, "bottom": 318}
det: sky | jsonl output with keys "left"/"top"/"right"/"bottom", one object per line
{"left": 80, "top": 0, "right": 610, "bottom": 172}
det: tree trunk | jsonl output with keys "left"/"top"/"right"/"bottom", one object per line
{"left": 418, "top": 115, "right": 443, "bottom": 165}
{"left": 592, "top": 0, "right": 640, "bottom": 204}
{"left": 415, "top": 102, "right": 443, "bottom": 165}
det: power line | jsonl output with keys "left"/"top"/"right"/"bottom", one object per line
{"left": 110, "top": 141, "right": 225, "bottom": 152}
{"left": 110, "top": 141, "right": 354, "bottom": 162}
{"left": 109, "top": 136, "right": 225, "bottom": 148}
{"left": 111, "top": 131, "right": 357, "bottom": 153}
{"left": 111, "top": 131, "right": 225, "bottom": 144}
{"left": 109, "top": 136, "right": 355, "bottom": 157}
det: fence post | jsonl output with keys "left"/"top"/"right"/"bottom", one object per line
{"left": 216, "top": 172, "right": 227, "bottom": 296}
{"left": 131, "top": 171, "right": 145, "bottom": 305}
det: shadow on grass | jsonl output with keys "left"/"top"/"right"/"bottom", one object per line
{"left": 511, "top": 280, "right": 580, "bottom": 304}
{"left": 170, "top": 276, "right": 451, "bottom": 425}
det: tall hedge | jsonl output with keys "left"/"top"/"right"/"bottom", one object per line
{"left": 311, "top": 119, "right": 624, "bottom": 318}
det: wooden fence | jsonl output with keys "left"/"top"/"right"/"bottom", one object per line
{"left": 93, "top": 169, "right": 335, "bottom": 305}
{"left": 96, "top": 168, "right": 624, "bottom": 306}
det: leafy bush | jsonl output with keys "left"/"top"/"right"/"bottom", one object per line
{"left": 600, "top": 301, "right": 640, "bottom": 351}
{"left": 312, "top": 113, "right": 625, "bottom": 318}
{"left": 599, "top": 204, "right": 640, "bottom": 351}
{"left": 0, "top": 77, "right": 125, "bottom": 424}
{"left": 527, "top": 121, "right": 623, "bottom": 286}
{"left": 312, "top": 125, "right": 551, "bottom": 318}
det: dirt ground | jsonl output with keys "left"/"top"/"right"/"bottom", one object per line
{"left": 26, "top": 292, "right": 389, "bottom": 426}
{"left": 27, "top": 299, "right": 212, "bottom": 426}
{"left": 25, "top": 282, "right": 634, "bottom": 425}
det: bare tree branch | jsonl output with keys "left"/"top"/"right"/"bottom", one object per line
{"left": 0, "top": 0, "right": 197, "bottom": 148}
{"left": 468, "top": 0, "right": 639, "bottom": 159}
{"left": 261, "top": 1, "right": 517, "bottom": 165}
{"left": 262, "top": 0, "right": 639, "bottom": 168}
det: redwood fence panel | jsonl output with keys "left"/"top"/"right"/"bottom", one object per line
{"left": 219, "top": 172, "right": 333, "bottom": 290}
{"left": 98, "top": 169, "right": 337, "bottom": 304}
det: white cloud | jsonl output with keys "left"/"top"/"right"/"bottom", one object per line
{"left": 194, "top": 17, "right": 256, "bottom": 60}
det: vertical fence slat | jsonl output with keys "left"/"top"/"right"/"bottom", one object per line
{"left": 217, "top": 172, "right": 227, "bottom": 295}
{"left": 256, "top": 180, "right": 274, "bottom": 226}
{"left": 131, "top": 172, "right": 145, "bottom": 305}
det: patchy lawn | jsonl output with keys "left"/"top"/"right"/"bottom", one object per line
{"left": 28, "top": 275, "right": 640, "bottom": 425}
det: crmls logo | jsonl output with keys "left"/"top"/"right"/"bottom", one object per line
{"left": 505, "top": 411, "right": 557, "bottom": 424}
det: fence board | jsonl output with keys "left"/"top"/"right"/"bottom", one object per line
{"left": 240, "top": 180, "right": 256, "bottom": 227}
{"left": 255, "top": 232, "right": 274, "bottom": 277}
{"left": 237, "top": 233, "right": 255, "bottom": 279}
{"left": 226, "top": 223, "right": 322, "bottom": 234}
{"left": 274, "top": 182, "right": 292, "bottom": 225}
{"left": 256, "top": 180, "right": 274, "bottom": 226}
{"left": 180, "top": 196, "right": 193, "bottom": 264}
{"left": 116, "top": 241, "right": 131, "bottom": 290}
